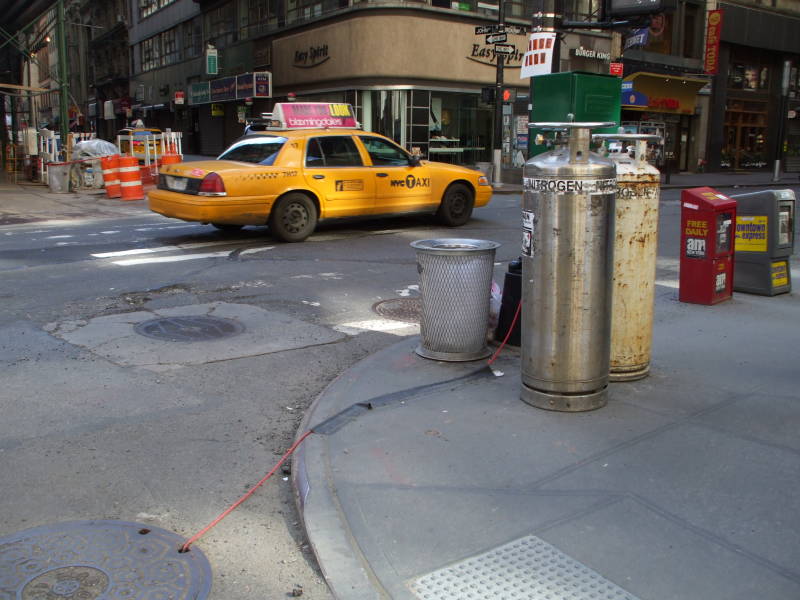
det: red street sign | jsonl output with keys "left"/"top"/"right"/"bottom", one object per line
{"left": 174, "top": 91, "right": 185, "bottom": 105}
{"left": 609, "top": 62, "right": 624, "bottom": 76}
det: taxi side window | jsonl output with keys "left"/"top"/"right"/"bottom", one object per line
{"left": 359, "top": 136, "right": 410, "bottom": 166}
{"left": 306, "top": 136, "right": 363, "bottom": 167}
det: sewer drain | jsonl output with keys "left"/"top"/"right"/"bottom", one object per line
{"left": 373, "top": 298, "right": 421, "bottom": 323}
{"left": 0, "top": 520, "right": 211, "bottom": 600}
{"left": 134, "top": 315, "right": 244, "bottom": 342}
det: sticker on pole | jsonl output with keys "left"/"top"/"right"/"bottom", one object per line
{"left": 522, "top": 210, "right": 534, "bottom": 256}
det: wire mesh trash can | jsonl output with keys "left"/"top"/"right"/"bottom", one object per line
{"left": 411, "top": 238, "right": 501, "bottom": 361}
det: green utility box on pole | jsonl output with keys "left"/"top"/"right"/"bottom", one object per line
{"left": 529, "top": 72, "right": 621, "bottom": 156}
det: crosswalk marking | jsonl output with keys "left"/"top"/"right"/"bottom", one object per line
{"left": 92, "top": 240, "right": 238, "bottom": 258}
{"left": 112, "top": 251, "right": 232, "bottom": 266}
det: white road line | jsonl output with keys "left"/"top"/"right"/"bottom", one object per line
{"left": 238, "top": 246, "right": 275, "bottom": 256}
{"left": 112, "top": 251, "right": 231, "bottom": 266}
{"left": 92, "top": 240, "right": 237, "bottom": 258}
{"left": 333, "top": 319, "right": 419, "bottom": 336}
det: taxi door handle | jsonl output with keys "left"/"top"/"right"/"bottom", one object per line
{"left": 312, "top": 174, "right": 325, "bottom": 179}
{"left": 376, "top": 173, "right": 388, "bottom": 177}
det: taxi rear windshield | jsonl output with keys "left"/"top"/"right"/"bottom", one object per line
{"left": 218, "top": 136, "right": 287, "bottom": 165}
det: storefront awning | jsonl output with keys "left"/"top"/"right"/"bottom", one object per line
{"left": 621, "top": 72, "right": 709, "bottom": 115}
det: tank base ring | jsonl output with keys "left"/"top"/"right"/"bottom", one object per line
{"left": 520, "top": 384, "right": 607, "bottom": 412}
{"left": 609, "top": 365, "right": 650, "bottom": 382}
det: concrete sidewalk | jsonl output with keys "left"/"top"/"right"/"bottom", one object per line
{"left": 294, "top": 285, "right": 800, "bottom": 598}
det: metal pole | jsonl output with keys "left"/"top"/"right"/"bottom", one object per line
{"left": 774, "top": 59, "right": 791, "bottom": 182}
{"left": 56, "top": 0, "right": 69, "bottom": 158}
{"left": 492, "top": 0, "right": 506, "bottom": 184}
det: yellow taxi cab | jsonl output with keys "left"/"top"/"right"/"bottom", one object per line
{"left": 148, "top": 102, "right": 492, "bottom": 242}
{"left": 117, "top": 127, "right": 162, "bottom": 159}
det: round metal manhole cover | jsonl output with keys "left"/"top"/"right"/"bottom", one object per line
{"left": 134, "top": 315, "right": 244, "bottom": 342}
{"left": 372, "top": 298, "right": 421, "bottom": 323}
{"left": 0, "top": 520, "right": 211, "bottom": 599}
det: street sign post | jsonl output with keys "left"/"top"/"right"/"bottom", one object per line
{"left": 475, "top": 24, "right": 504, "bottom": 35}
{"left": 486, "top": 33, "right": 508, "bottom": 44}
{"left": 494, "top": 44, "right": 516, "bottom": 55}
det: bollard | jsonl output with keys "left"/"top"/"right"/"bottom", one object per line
{"left": 521, "top": 121, "right": 616, "bottom": 411}
{"left": 101, "top": 154, "right": 121, "bottom": 198}
{"left": 594, "top": 132, "right": 662, "bottom": 381}
{"left": 118, "top": 156, "right": 145, "bottom": 201}
{"left": 411, "top": 238, "right": 500, "bottom": 361}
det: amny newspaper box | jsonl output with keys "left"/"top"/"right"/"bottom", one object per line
{"left": 679, "top": 187, "right": 737, "bottom": 305}
{"left": 731, "top": 189, "right": 795, "bottom": 295}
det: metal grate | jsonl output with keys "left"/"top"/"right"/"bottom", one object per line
{"left": 134, "top": 315, "right": 244, "bottom": 342}
{"left": 373, "top": 298, "right": 422, "bottom": 323}
{"left": 409, "top": 534, "right": 639, "bottom": 600}
{"left": 0, "top": 520, "right": 211, "bottom": 600}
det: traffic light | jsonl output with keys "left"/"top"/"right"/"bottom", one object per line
{"left": 605, "top": 0, "right": 676, "bottom": 17}
{"left": 481, "top": 87, "right": 495, "bottom": 104}
{"left": 501, "top": 87, "right": 517, "bottom": 103}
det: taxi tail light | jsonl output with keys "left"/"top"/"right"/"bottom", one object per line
{"left": 198, "top": 173, "right": 227, "bottom": 196}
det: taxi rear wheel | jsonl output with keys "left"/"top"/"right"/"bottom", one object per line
{"left": 436, "top": 183, "right": 474, "bottom": 227}
{"left": 269, "top": 193, "right": 318, "bottom": 242}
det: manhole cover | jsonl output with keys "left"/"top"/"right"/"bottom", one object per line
{"left": 372, "top": 298, "right": 421, "bottom": 323}
{"left": 134, "top": 315, "right": 244, "bottom": 342}
{"left": 0, "top": 520, "right": 211, "bottom": 599}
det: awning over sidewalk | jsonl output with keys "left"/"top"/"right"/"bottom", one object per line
{"left": 621, "top": 72, "right": 708, "bottom": 115}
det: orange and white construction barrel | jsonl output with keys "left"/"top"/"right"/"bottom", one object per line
{"left": 101, "top": 154, "right": 121, "bottom": 198}
{"left": 118, "top": 156, "right": 144, "bottom": 201}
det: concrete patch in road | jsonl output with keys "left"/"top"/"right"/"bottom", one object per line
{"left": 45, "top": 302, "right": 345, "bottom": 371}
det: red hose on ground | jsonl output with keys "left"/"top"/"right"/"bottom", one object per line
{"left": 487, "top": 299, "right": 522, "bottom": 366}
{"left": 179, "top": 429, "right": 313, "bottom": 553}
{"left": 180, "top": 300, "right": 522, "bottom": 552}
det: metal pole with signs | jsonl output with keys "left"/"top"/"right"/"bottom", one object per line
{"left": 494, "top": 5, "right": 506, "bottom": 184}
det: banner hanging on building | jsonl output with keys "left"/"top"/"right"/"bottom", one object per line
{"left": 704, "top": 9, "right": 723, "bottom": 74}
{"left": 520, "top": 32, "right": 557, "bottom": 79}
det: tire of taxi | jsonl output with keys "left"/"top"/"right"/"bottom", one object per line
{"left": 269, "top": 193, "right": 318, "bottom": 243}
{"left": 436, "top": 183, "right": 474, "bottom": 227}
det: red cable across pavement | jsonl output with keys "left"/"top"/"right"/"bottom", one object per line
{"left": 180, "top": 299, "right": 522, "bottom": 552}
{"left": 179, "top": 429, "right": 313, "bottom": 553}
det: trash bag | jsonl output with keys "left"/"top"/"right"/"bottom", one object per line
{"left": 73, "top": 139, "right": 120, "bottom": 159}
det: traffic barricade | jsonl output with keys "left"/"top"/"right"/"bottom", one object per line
{"left": 101, "top": 154, "right": 122, "bottom": 198}
{"left": 118, "top": 156, "right": 144, "bottom": 201}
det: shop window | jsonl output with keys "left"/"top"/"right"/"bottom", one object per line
{"left": 306, "top": 136, "right": 363, "bottom": 167}
{"left": 728, "top": 64, "right": 770, "bottom": 91}
{"left": 161, "top": 28, "right": 180, "bottom": 66}
{"left": 206, "top": 1, "right": 238, "bottom": 47}
{"left": 140, "top": 0, "right": 177, "bottom": 20}
{"left": 643, "top": 12, "right": 672, "bottom": 54}
{"left": 140, "top": 36, "right": 160, "bottom": 72}
{"left": 183, "top": 17, "right": 203, "bottom": 59}
{"left": 723, "top": 100, "right": 768, "bottom": 169}
{"left": 563, "top": 0, "right": 601, "bottom": 21}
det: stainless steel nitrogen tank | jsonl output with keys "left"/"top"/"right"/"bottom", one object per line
{"left": 521, "top": 122, "right": 617, "bottom": 412}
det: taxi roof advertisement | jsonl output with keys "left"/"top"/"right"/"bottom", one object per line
{"left": 274, "top": 103, "right": 357, "bottom": 128}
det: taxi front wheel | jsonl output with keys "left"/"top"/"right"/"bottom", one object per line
{"left": 436, "top": 183, "right": 474, "bottom": 227}
{"left": 269, "top": 193, "right": 318, "bottom": 242}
